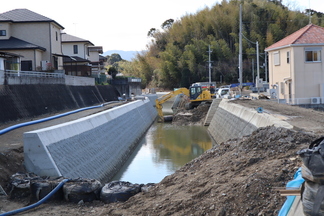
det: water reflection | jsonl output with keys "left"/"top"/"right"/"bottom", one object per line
{"left": 112, "top": 122, "right": 212, "bottom": 184}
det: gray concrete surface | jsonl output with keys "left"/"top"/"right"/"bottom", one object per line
{"left": 24, "top": 97, "right": 157, "bottom": 182}
{"left": 208, "top": 99, "right": 293, "bottom": 144}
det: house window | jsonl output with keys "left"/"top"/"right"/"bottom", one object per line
{"left": 274, "top": 51, "right": 280, "bottom": 66}
{"left": 305, "top": 47, "right": 321, "bottom": 62}
{"left": 56, "top": 32, "right": 58, "bottom": 41}
{"left": 0, "top": 30, "right": 6, "bottom": 36}
{"left": 287, "top": 51, "right": 290, "bottom": 64}
{"left": 73, "top": 45, "right": 78, "bottom": 54}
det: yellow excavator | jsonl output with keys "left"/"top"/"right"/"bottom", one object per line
{"left": 155, "top": 85, "right": 213, "bottom": 122}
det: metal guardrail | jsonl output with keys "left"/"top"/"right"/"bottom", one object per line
{"left": 3, "top": 70, "right": 65, "bottom": 78}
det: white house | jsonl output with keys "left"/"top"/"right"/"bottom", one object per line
{"left": 0, "top": 9, "right": 65, "bottom": 71}
{"left": 265, "top": 24, "right": 324, "bottom": 105}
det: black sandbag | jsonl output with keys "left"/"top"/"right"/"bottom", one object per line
{"left": 8, "top": 172, "right": 40, "bottom": 199}
{"left": 63, "top": 178, "right": 102, "bottom": 203}
{"left": 100, "top": 181, "right": 141, "bottom": 204}
{"left": 30, "top": 177, "right": 65, "bottom": 202}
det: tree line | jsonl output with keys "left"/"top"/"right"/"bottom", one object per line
{"left": 115, "top": 0, "right": 324, "bottom": 89}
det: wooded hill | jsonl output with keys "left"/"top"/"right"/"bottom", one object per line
{"left": 118, "top": 0, "right": 324, "bottom": 89}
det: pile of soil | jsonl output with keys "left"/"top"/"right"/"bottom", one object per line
{"left": 105, "top": 126, "right": 315, "bottom": 215}
{"left": 172, "top": 96, "right": 211, "bottom": 126}
{"left": 1, "top": 98, "right": 324, "bottom": 215}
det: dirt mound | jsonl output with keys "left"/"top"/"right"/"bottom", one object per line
{"left": 1, "top": 99, "right": 323, "bottom": 215}
{"left": 172, "top": 100, "right": 211, "bottom": 126}
{"left": 105, "top": 126, "right": 316, "bottom": 215}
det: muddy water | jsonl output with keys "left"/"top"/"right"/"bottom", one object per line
{"left": 112, "top": 122, "right": 213, "bottom": 184}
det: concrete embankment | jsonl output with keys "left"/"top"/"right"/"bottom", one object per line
{"left": 208, "top": 99, "right": 293, "bottom": 144}
{"left": 0, "top": 84, "right": 120, "bottom": 123}
{"left": 24, "top": 95, "right": 157, "bottom": 183}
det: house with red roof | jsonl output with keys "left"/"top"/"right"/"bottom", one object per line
{"left": 265, "top": 24, "right": 324, "bottom": 105}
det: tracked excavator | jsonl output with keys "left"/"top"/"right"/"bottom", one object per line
{"left": 155, "top": 85, "right": 213, "bottom": 122}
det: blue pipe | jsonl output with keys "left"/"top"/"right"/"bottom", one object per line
{"left": 0, "top": 101, "right": 120, "bottom": 135}
{"left": 0, "top": 178, "right": 69, "bottom": 216}
{"left": 278, "top": 167, "right": 304, "bottom": 216}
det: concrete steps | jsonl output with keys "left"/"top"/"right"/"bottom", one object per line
{"left": 204, "top": 99, "right": 221, "bottom": 126}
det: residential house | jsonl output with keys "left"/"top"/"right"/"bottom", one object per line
{"left": 61, "top": 33, "right": 94, "bottom": 76}
{"left": 265, "top": 24, "right": 324, "bottom": 105}
{"left": 88, "top": 46, "right": 105, "bottom": 77}
{"left": 0, "top": 9, "right": 64, "bottom": 71}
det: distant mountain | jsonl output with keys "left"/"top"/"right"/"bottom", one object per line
{"left": 102, "top": 50, "right": 141, "bottom": 61}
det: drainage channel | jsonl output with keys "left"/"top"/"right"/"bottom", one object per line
{"left": 111, "top": 121, "right": 213, "bottom": 184}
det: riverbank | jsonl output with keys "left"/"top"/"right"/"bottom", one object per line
{"left": 1, "top": 98, "right": 324, "bottom": 215}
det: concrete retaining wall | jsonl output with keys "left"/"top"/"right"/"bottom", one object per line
{"left": 0, "top": 84, "right": 119, "bottom": 123}
{"left": 208, "top": 99, "right": 293, "bottom": 144}
{"left": 24, "top": 96, "right": 157, "bottom": 182}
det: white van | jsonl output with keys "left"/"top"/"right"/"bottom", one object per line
{"left": 216, "top": 88, "right": 230, "bottom": 98}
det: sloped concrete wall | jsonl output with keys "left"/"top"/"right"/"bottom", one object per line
{"left": 208, "top": 99, "right": 293, "bottom": 144}
{"left": 24, "top": 97, "right": 157, "bottom": 182}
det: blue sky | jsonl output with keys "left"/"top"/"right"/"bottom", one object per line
{"left": 1, "top": 0, "right": 323, "bottom": 52}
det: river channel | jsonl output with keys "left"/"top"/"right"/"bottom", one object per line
{"left": 112, "top": 121, "right": 213, "bottom": 184}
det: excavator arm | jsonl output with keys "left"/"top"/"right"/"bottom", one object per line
{"left": 155, "top": 88, "right": 189, "bottom": 122}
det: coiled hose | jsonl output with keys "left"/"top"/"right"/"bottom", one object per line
{"left": 0, "top": 178, "right": 69, "bottom": 216}
{"left": 0, "top": 101, "right": 120, "bottom": 135}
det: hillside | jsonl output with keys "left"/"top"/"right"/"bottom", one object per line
{"left": 118, "top": 0, "right": 324, "bottom": 89}
{"left": 103, "top": 50, "right": 139, "bottom": 61}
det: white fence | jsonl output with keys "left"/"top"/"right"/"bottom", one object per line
{"left": 0, "top": 70, "right": 94, "bottom": 86}
{"left": 5, "top": 70, "right": 65, "bottom": 78}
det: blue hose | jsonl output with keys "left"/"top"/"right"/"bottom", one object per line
{"left": 0, "top": 178, "right": 69, "bottom": 216}
{"left": 0, "top": 102, "right": 121, "bottom": 135}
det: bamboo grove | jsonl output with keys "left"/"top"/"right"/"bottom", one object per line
{"left": 118, "top": 0, "right": 324, "bottom": 89}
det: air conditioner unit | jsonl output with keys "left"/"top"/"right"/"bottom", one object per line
{"left": 311, "top": 97, "right": 321, "bottom": 104}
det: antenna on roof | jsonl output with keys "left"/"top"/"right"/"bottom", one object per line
{"left": 308, "top": 0, "right": 312, "bottom": 24}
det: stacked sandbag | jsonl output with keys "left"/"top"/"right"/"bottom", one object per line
{"left": 63, "top": 178, "right": 102, "bottom": 203}
{"left": 6, "top": 173, "right": 155, "bottom": 204}
{"left": 8, "top": 172, "right": 41, "bottom": 199}
{"left": 297, "top": 137, "right": 324, "bottom": 215}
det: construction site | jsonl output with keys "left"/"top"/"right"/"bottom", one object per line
{"left": 1, "top": 85, "right": 324, "bottom": 215}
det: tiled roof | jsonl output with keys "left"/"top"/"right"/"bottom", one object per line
{"left": 0, "top": 9, "right": 64, "bottom": 29}
{"left": 61, "top": 33, "right": 94, "bottom": 45}
{"left": 0, "top": 37, "right": 46, "bottom": 51}
{"left": 265, "top": 24, "right": 324, "bottom": 51}
{"left": 63, "top": 56, "right": 91, "bottom": 63}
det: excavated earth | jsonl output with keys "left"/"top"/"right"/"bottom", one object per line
{"left": 1, "top": 98, "right": 324, "bottom": 215}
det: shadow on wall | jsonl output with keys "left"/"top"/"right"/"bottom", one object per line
{"left": 0, "top": 84, "right": 120, "bottom": 123}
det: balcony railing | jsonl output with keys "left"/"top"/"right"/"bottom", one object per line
{"left": 3, "top": 70, "right": 65, "bottom": 78}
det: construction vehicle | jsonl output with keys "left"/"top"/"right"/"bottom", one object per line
{"left": 155, "top": 85, "right": 213, "bottom": 122}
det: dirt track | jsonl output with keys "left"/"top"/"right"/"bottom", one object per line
{"left": 1, "top": 98, "right": 324, "bottom": 215}
{"left": 230, "top": 99, "right": 324, "bottom": 135}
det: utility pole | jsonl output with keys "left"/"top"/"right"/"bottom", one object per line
{"left": 265, "top": 52, "right": 268, "bottom": 83}
{"left": 252, "top": 58, "right": 254, "bottom": 83}
{"left": 207, "top": 45, "right": 213, "bottom": 84}
{"left": 256, "top": 41, "right": 260, "bottom": 86}
{"left": 239, "top": 4, "right": 243, "bottom": 90}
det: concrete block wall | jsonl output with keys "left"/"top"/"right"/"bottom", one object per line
{"left": 208, "top": 99, "right": 293, "bottom": 144}
{"left": 24, "top": 96, "right": 157, "bottom": 183}
{"left": 0, "top": 85, "right": 119, "bottom": 123}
